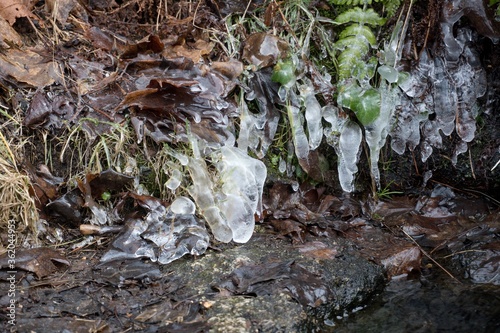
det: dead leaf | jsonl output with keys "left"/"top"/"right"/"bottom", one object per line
{"left": 0, "top": 247, "right": 70, "bottom": 278}
{"left": 0, "top": 48, "right": 60, "bottom": 87}
{"left": 296, "top": 241, "right": 338, "bottom": 260}
{"left": 45, "top": 0, "right": 77, "bottom": 25}
{"left": 0, "top": 15, "right": 22, "bottom": 46}
{"left": 381, "top": 246, "right": 422, "bottom": 278}
{"left": 0, "top": 0, "right": 39, "bottom": 25}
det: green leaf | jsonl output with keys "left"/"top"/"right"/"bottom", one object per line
{"left": 335, "top": 8, "right": 386, "bottom": 26}
{"left": 338, "top": 83, "right": 381, "bottom": 125}
{"left": 271, "top": 60, "right": 295, "bottom": 86}
{"left": 339, "top": 24, "right": 377, "bottom": 46}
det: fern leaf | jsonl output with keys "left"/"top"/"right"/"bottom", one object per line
{"left": 339, "top": 24, "right": 377, "bottom": 46}
{"left": 335, "top": 7, "right": 386, "bottom": 26}
{"left": 329, "top": 0, "right": 373, "bottom": 5}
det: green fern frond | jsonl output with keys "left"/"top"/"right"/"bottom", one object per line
{"left": 338, "top": 24, "right": 377, "bottom": 46}
{"left": 335, "top": 7, "right": 386, "bottom": 26}
{"left": 329, "top": 0, "right": 373, "bottom": 5}
{"left": 329, "top": 0, "right": 402, "bottom": 18}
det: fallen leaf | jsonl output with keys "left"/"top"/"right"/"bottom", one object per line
{"left": 0, "top": 0, "right": 39, "bottom": 25}
{"left": 295, "top": 241, "right": 338, "bottom": 260}
{"left": 0, "top": 247, "right": 70, "bottom": 278}
{"left": 0, "top": 48, "right": 60, "bottom": 87}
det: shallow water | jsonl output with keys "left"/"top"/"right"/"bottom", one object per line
{"left": 326, "top": 272, "right": 500, "bottom": 333}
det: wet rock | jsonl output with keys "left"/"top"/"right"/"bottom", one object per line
{"left": 163, "top": 233, "right": 385, "bottom": 331}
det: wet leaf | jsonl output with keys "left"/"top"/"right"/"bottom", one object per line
{"left": 45, "top": 0, "right": 78, "bottom": 25}
{"left": 163, "top": 39, "right": 213, "bottom": 63}
{"left": 26, "top": 164, "right": 63, "bottom": 209}
{"left": 0, "top": 247, "right": 70, "bottom": 278}
{"left": 45, "top": 190, "right": 85, "bottom": 227}
{"left": 242, "top": 33, "right": 288, "bottom": 68}
{"left": 295, "top": 241, "right": 339, "bottom": 260}
{"left": 270, "top": 219, "right": 306, "bottom": 243}
{"left": 94, "top": 259, "right": 161, "bottom": 286}
{"left": 0, "top": 15, "right": 22, "bottom": 46}
{"left": 381, "top": 246, "right": 422, "bottom": 278}
{"left": 0, "top": 49, "right": 60, "bottom": 87}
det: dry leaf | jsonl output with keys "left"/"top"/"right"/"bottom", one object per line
{"left": 0, "top": 0, "right": 39, "bottom": 25}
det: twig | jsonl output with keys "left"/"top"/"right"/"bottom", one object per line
{"left": 401, "top": 228, "right": 462, "bottom": 284}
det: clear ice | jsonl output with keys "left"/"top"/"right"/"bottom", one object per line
{"left": 186, "top": 137, "right": 266, "bottom": 243}
{"left": 300, "top": 80, "right": 323, "bottom": 150}
{"left": 100, "top": 196, "right": 209, "bottom": 264}
{"left": 323, "top": 105, "right": 362, "bottom": 192}
{"left": 392, "top": 25, "right": 486, "bottom": 165}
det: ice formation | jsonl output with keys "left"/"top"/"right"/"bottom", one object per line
{"left": 100, "top": 196, "right": 209, "bottom": 264}
{"left": 300, "top": 80, "right": 323, "bottom": 150}
{"left": 187, "top": 137, "right": 266, "bottom": 243}
{"left": 287, "top": 91, "right": 310, "bottom": 166}
{"left": 392, "top": 26, "right": 486, "bottom": 164}
{"left": 365, "top": 81, "right": 398, "bottom": 188}
{"left": 323, "top": 105, "right": 362, "bottom": 192}
{"left": 216, "top": 146, "right": 266, "bottom": 243}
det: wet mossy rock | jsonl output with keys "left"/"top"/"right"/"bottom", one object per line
{"left": 163, "top": 233, "right": 384, "bottom": 332}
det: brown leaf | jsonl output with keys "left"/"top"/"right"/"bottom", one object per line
{"left": 381, "top": 246, "right": 422, "bottom": 278}
{"left": 0, "top": 0, "right": 39, "bottom": 25}
{"left": 0, "top": 49, "right": 60, "bottom": 87}
{"left": 296, "top": 241, "right": 338, "bottom": 260}
{"left": 0, "top": 248, "right": 70, "bottom": 278}
{"left": 0, "top": 15, "right": 22, "bottom": 46}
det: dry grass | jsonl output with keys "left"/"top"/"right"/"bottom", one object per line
{"left": 0, "top": 124, "right": 39, "bottom": 238}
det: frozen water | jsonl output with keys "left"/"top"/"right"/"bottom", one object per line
{"left": 433, "top": 57, "right": 457, "bottom": 124}
{"left": 338, "top": 121, "right": 362, "bottom": 192}
{"left": 377, "top": 65, "right": 399, "bottom": 83}
{"left": 324, "top": 106, "right": 361, "bottom": 192}
{"left": 216, "top": 146, "right": 266, "bottom": 243}
{"left": 279, "top": 156, "right": 286, "bottom": 173}
{"left": 170, "top": 196, "right": 196, "bottom": 215}
{"left": 187, "top": 153, "right": 233, "bottom": 243}
{"left": 100, "top": 197, "right": 209, "bottom": 264}
{"left": 390, "top": 25, "right": 485, "bottom": 166}
{"left": 287, "top": 90, "right": 310, "bottom": 163}
{"left": 365, "top": 81, "right": 398, "bottom": 188}
{"left": 300, "top": 81, "right": 323, "bottom": 150}
{"left": 185, "top": 136, "right": 266, "bottom": 243}
{"left": 236, "top": 97, "right": 260, "bottom": 153}
{"left": 165, "top": 168, "right": 182, "bottom": 190}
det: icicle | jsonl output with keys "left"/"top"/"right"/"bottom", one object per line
{"left": 287, "top": 90, "right": 310, "bottom": 163}
{"left": 338, "top": 121, "right": 362, "bottom": 192}
{"left": 323, "top": 105, "right": 361, "bottom": 193}
{"left": 365, "top": 81, "right": 398, "bottom": 189}
{"left": 299, "top": 80, "right": 323, "bottom": 150}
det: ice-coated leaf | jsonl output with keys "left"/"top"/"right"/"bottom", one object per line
{"left": 338, "top": 83, "right": 380, "bottom": 125}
